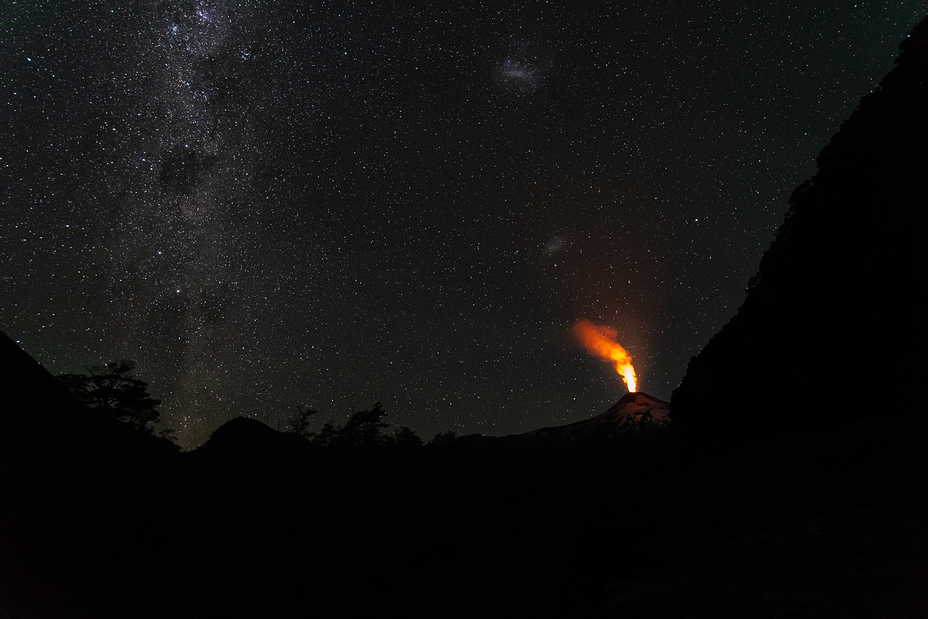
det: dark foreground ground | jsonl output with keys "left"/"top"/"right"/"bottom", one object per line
{"left": 1, "top": 416, "right": 925, "bottom": 619}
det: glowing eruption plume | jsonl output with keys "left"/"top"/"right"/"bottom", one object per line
{"left": 572, "top": 319, "right": 638, "bottom": 393}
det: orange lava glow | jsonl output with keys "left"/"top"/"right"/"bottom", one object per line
{"left": 572, "top": 319, "right": 638, "bottom": 393}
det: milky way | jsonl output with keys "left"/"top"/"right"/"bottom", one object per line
{"left": 3, "top": 1, "right": 924, "bottom": 448}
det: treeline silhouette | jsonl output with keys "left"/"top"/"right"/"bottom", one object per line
{"left": 55, "top": 357, "right": 461, "bottom": 452}
{"left": 284, "top": 402, "right": 458, "bottom": 451}
{"left": 55, "top": 357, "right": 673, "bottom": 459}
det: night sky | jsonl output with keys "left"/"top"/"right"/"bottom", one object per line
{"left": 3, "top": 1, "right": 924, "bottom": 449}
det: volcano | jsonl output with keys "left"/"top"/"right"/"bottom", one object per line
{"left": 520, "top": 392, "right": 669, "bottom": 441}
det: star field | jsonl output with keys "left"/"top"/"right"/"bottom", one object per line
{"left": 3, "top": 1, "right": 924, "bottom": 448}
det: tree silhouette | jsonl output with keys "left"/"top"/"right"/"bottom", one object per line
{"left": 286, "top": 406, "right": 317, "bottom": 438}
{"left": 340, "top": 402, "right": 390, "bottom": 449}
{"left": 394, "top": 426, "right": 423, "bottom": 450}
{"left": 310, "top": 402, "right": 396, "bottom": 450}
{"left": 429, "top": 430, "right": 458, "bottom": 446}
{"left": 313, "top": 421, "right": 341, "bottom": 448}
{"left": 59, "top": 360, "right": 162, "bottom": 434}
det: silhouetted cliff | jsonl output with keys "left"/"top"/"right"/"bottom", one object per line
{"left": 672, "top": 17, "right": 928, "bottom": 440}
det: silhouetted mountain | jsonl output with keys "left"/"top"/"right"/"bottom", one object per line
{"left": 672, "top": 16, "right": 928, "bottom": 440}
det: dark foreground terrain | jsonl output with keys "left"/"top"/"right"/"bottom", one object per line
{"left": 1, "top": 339, "right": 925, "bottom": 618}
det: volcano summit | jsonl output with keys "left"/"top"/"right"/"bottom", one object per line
{"left": 520, "top": 392, "right": 669, "bottom": 442}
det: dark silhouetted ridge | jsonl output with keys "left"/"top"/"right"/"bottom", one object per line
{"left": 0, "top": 330, "right": 182, "bottom": 618}
{"left": 671, "top": 17, "right": 928, "bottom": 441}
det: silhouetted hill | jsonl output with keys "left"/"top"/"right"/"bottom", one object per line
{"left": 672, "top": 16, "right": 928, "bottom": 440}
{"left": 191, "top": 415, "right": 318, "bottom": 471}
